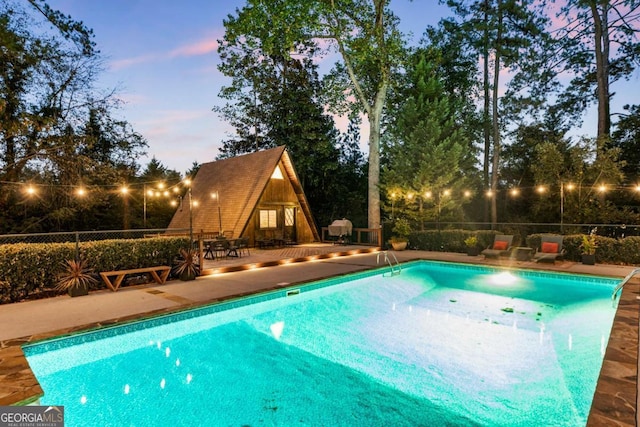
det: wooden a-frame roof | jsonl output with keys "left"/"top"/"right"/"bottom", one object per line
{"left": 168, "top": 146, "right": 320, "bottom": 240}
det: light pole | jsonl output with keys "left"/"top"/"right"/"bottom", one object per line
{"left": 211, "top": 191, "right": 222, "bottom": 232}
{"left": 560, "top": 182, "right": 574, "bottom": 234}
{"left": 560, "top": 182, "right": 564, "bottom": 234}
{"left": 184, "top": 179, "right": 193, "bottom": 246}
{"left": 143, "top": 184, "right": 147, "bottom": 228}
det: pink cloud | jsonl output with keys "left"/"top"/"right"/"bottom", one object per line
{"left": 169, "top": 39, "right": 219, "bottom": 58}
{"left": 109, "top": 36, "right": 220, "bottom": 71}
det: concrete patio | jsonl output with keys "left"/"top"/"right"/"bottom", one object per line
{"left": 0, "top": 245, "right": 638, "bottom": 426}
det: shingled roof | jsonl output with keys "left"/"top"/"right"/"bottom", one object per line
{"left": 168, "top": 146, "right": 319, "bottom": 240}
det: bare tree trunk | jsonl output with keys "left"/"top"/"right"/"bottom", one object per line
{"left": 483, "top": 0, "right": 491, "bottom": 223}
{"left": 490, "top": 0, "right": 503, "bottom": 228}
{"left": 368, "top": 86, "right": 387, "bottom": 230}
{"left": 590, "top": 2, "right": 611, "bottom": 140}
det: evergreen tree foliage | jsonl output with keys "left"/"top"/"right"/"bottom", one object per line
{"left": 383, "top": 49, "right": 474, "bottom": 229}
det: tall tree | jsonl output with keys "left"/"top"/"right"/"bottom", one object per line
{"left": 443, "top": 0, "right": 551, "bottom": 225}
{"left": 383, "top": 48, "right": 474, "bottom": 228}
{"left": 611, "top": 104, "right": 640, "bottom": 180}
{"left": 220, "top": 0, "right": 406, "bottom": 231}
{"left": 216, "top": 36, "right": 353, "bottom": 228}
{"left": 555, "top": 0, "right": 640, "bottom": 140}
{"left": 0, "top": 1, "right": 148, "bottom": 233}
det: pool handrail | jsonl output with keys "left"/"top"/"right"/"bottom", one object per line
{"left": 611, "top": 267, "right": 640, "bottom": 302}
{"left": 376, "top": 250, "right": 401, "bottom": 275}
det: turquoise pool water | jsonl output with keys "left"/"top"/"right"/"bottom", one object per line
{"left": 24, "top": 261, "right": 619, "bottom": 426}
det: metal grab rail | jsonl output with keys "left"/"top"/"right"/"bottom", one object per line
{"left": 612, "top": 267, "right": 640, "bottom": 302}
{"left": 376, "top": 250, "right": 401, "bottom": 276}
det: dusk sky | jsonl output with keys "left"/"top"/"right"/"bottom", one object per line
{"left": 46, "top": 1, "right": 638, "bottom": 175}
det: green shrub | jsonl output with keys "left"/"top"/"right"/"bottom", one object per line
{"left": 617, "top": 237, "right": 640, "bottom": 265}
{"left": 409, "top": 229, "right": 501, "bottom": 252}
{"left": 0, "top": 237, "right": 189, "bottom": 304}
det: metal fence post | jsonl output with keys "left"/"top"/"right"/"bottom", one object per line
{"left": 75, "top": 231, "right": 80, "bottom": 261}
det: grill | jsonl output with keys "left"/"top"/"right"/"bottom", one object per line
{"left": 328, "top": 219, "right": 352, "bottom": 244}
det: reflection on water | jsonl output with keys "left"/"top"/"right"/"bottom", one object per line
{"left": 25, "top": 261, "right": 617, "bottom": 427}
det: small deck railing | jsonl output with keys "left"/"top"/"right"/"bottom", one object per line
{"left": 321, "top": 227, "right": 382, "bottom": 246}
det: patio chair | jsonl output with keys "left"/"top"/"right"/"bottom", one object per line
{"left": 203, "top": 241, "right": 214, "bottom": 260}
{"left": 237, "top": 237, "right": 250, "bottom": 257}
{"left": 533, "top": 235, "right": 565, "bottom": 263}
{"left": 481, "top": 235, "right": 514, "bottom": 259}
{"left": 211, "top": 239, "right": 229, "bottom": 260}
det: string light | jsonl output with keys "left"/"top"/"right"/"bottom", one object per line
{"left": 536, "top": 186, "right": 546, "bottom": 194}
{"left": 510, "top": 188, "right": 519, "bottom": 197}
{"left": 597, "top": 184, "right": 607, "bottom": 193}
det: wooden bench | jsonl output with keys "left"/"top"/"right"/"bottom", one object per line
{"left": 99, "top": 266, "right": 171, "bottom": 292}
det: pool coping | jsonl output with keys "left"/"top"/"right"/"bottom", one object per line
{"left": 0, "top": 252, "right": 637, "bottom": 426}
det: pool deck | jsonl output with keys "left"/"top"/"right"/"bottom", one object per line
{"left": 0, "top": 245, "right": 638, "bottom": 426}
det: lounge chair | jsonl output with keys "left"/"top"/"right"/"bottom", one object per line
{"left": 481, "top": 235, "right": 514, "bottom": 259}
{"left": 533, "top": 235, "right": 565, "bottom": 263}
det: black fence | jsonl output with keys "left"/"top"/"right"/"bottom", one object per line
{"left": 415, "top": 222, "right": 640, "bottom": 239}
{"left": 0, "top": 228, "right": 190, "bottom": 245}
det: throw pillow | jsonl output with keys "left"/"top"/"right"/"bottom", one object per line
{"left": 493, "top": 240, "right": 508, "bottom": 250}
{"left": 541, "top": 242, "right": 559, "bottom": 253}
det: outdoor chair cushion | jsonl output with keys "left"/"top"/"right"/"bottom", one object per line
{"left": 493, "top": 240, "right": 508, "bottom": 250}
{"left": 541, "top": 242, "right": 559, "bottom": 253}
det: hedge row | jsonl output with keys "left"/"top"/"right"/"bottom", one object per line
{"left": 0, "top": 237, "right": 189, "bottom": 304}
{"left": 407, "top": 229, "right": 640, "bottom": 265}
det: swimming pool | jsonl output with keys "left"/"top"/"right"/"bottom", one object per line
{"left": 24, "top": 261, "right": 619, "bottom": 426}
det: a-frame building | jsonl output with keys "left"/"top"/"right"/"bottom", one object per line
{"left": 167, "top": 146, "right": 320, "bottom": 245}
